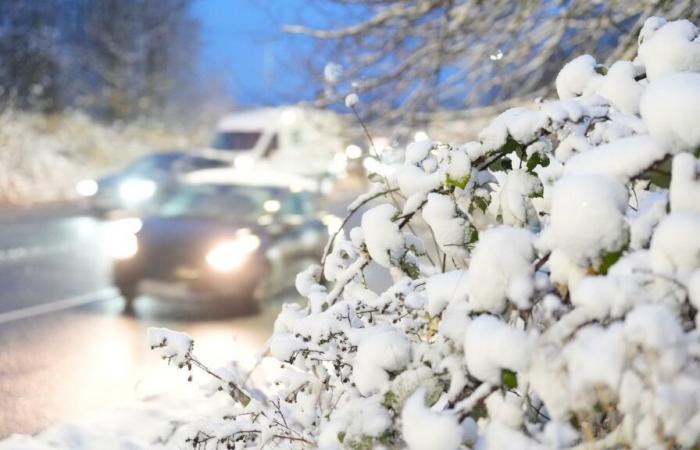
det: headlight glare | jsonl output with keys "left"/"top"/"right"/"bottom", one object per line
{"left": 76, "top": 179, "right": 98, "bottom": 197}
{"left": 119, "top": 179, "right": 156, "bottom": 203}
{"left": 206, "top": 234, "right": 260, "bottom": 272}
{"left": 104, "top": 232, "right": 138, "bottom": 260}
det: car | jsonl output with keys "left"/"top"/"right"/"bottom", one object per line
{"left": 105, "top": 167, "right": 332, "bottom": 313}
{"left": 75, "top": 151, "right": 230, "bottom": 216}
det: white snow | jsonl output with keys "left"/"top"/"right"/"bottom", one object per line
{"left": 564, "top": 135, "right": 666, "bottom": 182}
{"left": 637, "top": 19, "right": 700, "bottom": 80}
{"left": 361, "top": 204, "right": 405, "bottom": 268}
{"left": 344, "top": 92, "right": 359, "bottom": 108}
{"left": 422, "top": 193, "right": 470, "bottom": 260}
{"left": 147, "top": 328, "right": 193, "bottom": 367}
{"left": 555, "top": 55, "right": 603, "bottom": 99}
{"left": 542, "top": 174, "right": 628, "bottom": 267}
{"left": 670, "top": 152, "right": 700, "bottom": 213}
{"left": 425, "top": 270, "right": 469, "bottom": 316}
{"left": 650, "top": 212, "right": 700, "bottom": 278}
{"left": 402, "top": 389, "right": 461, "bottom": 450}
{"left": 467, "top": 226, "right": 534, "bottom": 312}
{"left": 463, "top": 315, "right": 529, "bottom": 384}
{"left": 352, "top": 325, "right": 411, "bottom": 395}
{"left": 641, "top": 72, "right": 700, "bottom": 152}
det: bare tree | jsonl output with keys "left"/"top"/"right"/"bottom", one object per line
{"left": 285, "top": 0, "right": 700, "bottom": 127}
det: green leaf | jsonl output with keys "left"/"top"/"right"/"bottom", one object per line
{"left": 526, "top": 152, "right": 550, "bottom": 172}
{"left": 598, "top": 247, "right": 624, "bottom": 275}
{"left": 472, "top": 196, "right": 489, "bottom": 212}
{"left": 501, "top": 369, "right": 518, "bottom": 389}
{"left": 472, "top": 402, "right": 488, "bottom": 420}
{"left": 594, "top": 65, "right": 608, "bottom": 75}
{"left": 445, "top": 174, "right": 470, "bottom": 190}
{"left": 468, "top": 227, "right": 479, "bottom": 244}
{"left": 400, "top": 262, "right": 420, "bottom": 279}
{"left": 338, "top": 432, "right": 346, "bottom": 444}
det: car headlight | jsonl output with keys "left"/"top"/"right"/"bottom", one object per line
{"left": 118, "top": 179, "right": 156, "bottom": 203}
{"left": 104, "top": 231, "right": 138, "bottom": 260}
{"left": 103, "top": 219, "right": 142, "bottom": 259}
{"left": 206, "top": 234, "right": 261, "bottom": 272}
{"left": 76, "top": 179, "right": 98, "bottom": 197}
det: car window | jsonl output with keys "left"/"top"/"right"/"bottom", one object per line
{"left": 176, "top": 157, "right": 230, "bottom": 172}
{"left": 211, "top": 131, "right": 262, "bottom": 150}
{"left": 280, "top": 191, "right": 314, "bottom": 216}
{"left": 261, "top": 134, "right": 278, "bottom": 158}
{"left": 158, "top": 184, "right": 281, "bottom": 220}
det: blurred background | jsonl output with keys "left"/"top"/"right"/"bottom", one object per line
{"left": 0, "top": 0, "right": 698, "bottom": 439}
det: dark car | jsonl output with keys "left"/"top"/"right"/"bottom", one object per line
{"left": 76, "top": 151, "right": 230, "bottom": 216}
{"left": 105, "top": 168, "right": 329, "bottom": 313}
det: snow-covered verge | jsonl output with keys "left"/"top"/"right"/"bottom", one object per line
{"left": 0, "top": 110, "right": 204, "bottom": 205}
{"left": 5, "top": 15, "right": 700, "bottom": 450}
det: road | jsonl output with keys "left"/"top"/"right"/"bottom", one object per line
{"left": 0, "top": 179, "right": 370, "bottom": 439}
{"left": 0, "top": 204, "right": 282, "bottom": 438}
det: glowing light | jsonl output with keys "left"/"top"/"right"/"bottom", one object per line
{"left": 104, "top": 231, "right": 138, "bottom": 260}
{"left": 76, "top": 179, "right": 98, "bottom": 197}
{"left": 118, "top": 179, "right": 156, "bottom": 203}
{"left": 206, "top": 234, "right": 261, "bottom": 272}
{"left": 414, "top": 131, "right": 430, "bottom": 142}
{"left": 345, "top": 144, "right": 362, "bottom": 160}
{"left": 490, "top": 49, "right": 504, "bottom": 61}
{"left": 263, "top": 199, "right": 281, "bottom": 213}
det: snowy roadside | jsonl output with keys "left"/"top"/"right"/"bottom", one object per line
{"left": 0, "top": 110, "right": 205, "bottom": 205}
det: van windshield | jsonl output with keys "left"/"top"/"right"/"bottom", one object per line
{"left": 211, "top": 131, "right": 262, "bottom": 150}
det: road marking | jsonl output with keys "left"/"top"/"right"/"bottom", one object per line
{"left": 0, "top": 287, "right": 119, "bottom": 324}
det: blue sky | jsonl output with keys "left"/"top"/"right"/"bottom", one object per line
{"left": 190, "top": 0, "right": 320, "bottom": 106}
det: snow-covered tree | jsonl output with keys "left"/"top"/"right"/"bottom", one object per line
{"left": 286, "top": 1, "right": 700, "bottom": 128}
{"left": 150, "top": 17, "right": 700, "bottom": 450}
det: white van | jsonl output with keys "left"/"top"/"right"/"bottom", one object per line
{"left": 204, "top": 106, "right": 352, "bottom": 178}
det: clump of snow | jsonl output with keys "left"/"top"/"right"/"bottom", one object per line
{"left": 597, "top": 61, "right": 644, "bottom": 115}
{"left": 352, "top": 325, "right": 411, "bottom": 395}
{"left": 555, "top": 55, "right": 603, "bottom": 99}
{"left": 361, "top": 204, "right": 405, "bottom": 268}
{"left": 650, "top": 212, "right": 700, "bottom": 278}
{"left": 425, "top": 270, "right": 468, "bottom": 316}
{"left": 345, "top": 92, "right": 359, "bottom": 108}
{"left": 641, "top": 72, "right": 700, "bottom": 152}
{"left": 463, "top": 315, "right": 529, "bottom": 384}
{"left": 542, "top": 174, "right": 628, "bottom": 270}
{"left": 467, "top": 226, "right": 534, "bottom": 312}
{"left": 402, "top": 389, "right": 461, "bottom": 450}
{"left": 637, "top": 18, "right": 700, "bottom": 80}
{"left": 670, "top": 153, "right": 700, "bottom": 213}
{"left": 147, "top": 328, "right": 194, "bottom": 367}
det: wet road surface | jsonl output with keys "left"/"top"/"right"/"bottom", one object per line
{"left": 0, "top": 205, "right": 280, "bottom": 438}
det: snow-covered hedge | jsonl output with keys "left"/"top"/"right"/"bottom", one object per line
{"left": 151, "top": 17, "right": 700, "bottom": 450}
{"left": 0, "top": 110, "right": 203, "bottom": 204}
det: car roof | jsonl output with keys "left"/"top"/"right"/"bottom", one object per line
{"left": 183, "top": 167, "right": 318, "bottom": 191}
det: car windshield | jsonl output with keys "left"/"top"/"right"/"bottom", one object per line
{"left": 211, "top": 131, "right": 262, "bottom": 150}
{"left": 158, "top": 184, "right": 287, "bottom": 220}
{"left": 125, "top": 154, "right": 183, "bottom": 175}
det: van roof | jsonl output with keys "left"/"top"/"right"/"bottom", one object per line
{"left": 183, "top": 166, "right": 318, "bottom": 191}
{"left": 216, "top": 108, "right": 283, "bottom": 131}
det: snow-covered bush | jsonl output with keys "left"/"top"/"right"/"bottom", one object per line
{"left": 0, "top": 110, "right": 205, "bottom": 204}
{"left": 150, "top": 17, "right": 700, "bottom": 450}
